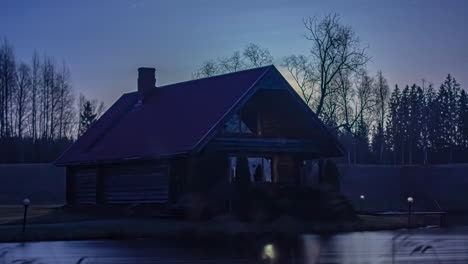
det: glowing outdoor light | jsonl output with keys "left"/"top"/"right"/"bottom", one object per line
{"left": 22, "top": 198, "right": 30, "bottom": 232}
{"left": 262, "top": 243, "right": 276, "bottom": 262}
{"left": 358, "top": 194, "right": 366, "bottom": 212}
{"left": 407, "top": 196, "right": 414, "bottom": 227}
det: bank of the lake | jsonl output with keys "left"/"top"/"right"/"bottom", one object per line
{"left": 0, "top": 214, "right": 410, "bottom": 243}
{"left": 3, "top": 227, "right": 468, "bottom": 264}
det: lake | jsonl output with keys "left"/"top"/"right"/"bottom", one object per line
{"left": 302, "top": 227, "right": 468, "bottom": 263}
{"left": 2, "top": 227, "right": 468, "bottom": 263}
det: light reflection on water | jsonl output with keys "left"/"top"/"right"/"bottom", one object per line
{"left": 302, "top": 227, "right": 468, "bottom": 263}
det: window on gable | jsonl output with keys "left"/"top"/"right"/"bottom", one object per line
{"left": 223, "top": 113, "right": 253, "bottom": 134}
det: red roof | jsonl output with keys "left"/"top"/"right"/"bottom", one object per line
{"left": 55, "top": 65, "right": 343, "bottom": 165}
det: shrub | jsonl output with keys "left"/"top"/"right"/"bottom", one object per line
{"left": 323, "top": 159, "right": 341, "bottom": 192}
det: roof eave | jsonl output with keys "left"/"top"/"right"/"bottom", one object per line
{"left": 56, "top": 151, "right": 191, "bottom": 167}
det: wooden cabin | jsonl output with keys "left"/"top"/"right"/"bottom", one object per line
{"left": 55, "top": 65, "right": 344, "bottom": 205}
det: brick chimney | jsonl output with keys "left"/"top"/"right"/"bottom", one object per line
{"left": 137, "top": 67, "right": 156, "bottom": 103}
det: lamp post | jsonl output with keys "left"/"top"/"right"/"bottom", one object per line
{"left": 407, "top": 196, "right": 414, "bottom": 227}
{"left": 359, "top": 194, "right": 365, "bottom": 213}
{"left": 22, "top": 198, "right": 30, "bottom": 232}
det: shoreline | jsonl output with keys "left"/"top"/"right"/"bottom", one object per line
{"left": 0, "top": 215, "right": 412, "bottom": 243}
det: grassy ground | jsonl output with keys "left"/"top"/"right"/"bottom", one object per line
{"left": 359, "top": 214, "right": 408, "bottom": 230}
{"left": 0, "top": 206, "right": 55, "bottom": 224}
{"left": 0, "top": 206, "right": 411, "bottom": 243}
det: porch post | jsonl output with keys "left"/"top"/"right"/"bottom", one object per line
{"left": 318, "top": 157, "right": 324, "bottom": 184}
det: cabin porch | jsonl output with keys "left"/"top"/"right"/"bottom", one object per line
{"left": 166, "top": 137, "right": 324, "bottom": 204}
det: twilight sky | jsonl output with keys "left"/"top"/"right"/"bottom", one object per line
{"left": 2, "top": 0, "right": 467, "bottom": 107}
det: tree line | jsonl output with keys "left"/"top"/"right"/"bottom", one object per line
{"left": 0, "top": 38, "right": 103, "bottom": 163}
{"left": 375, "top": 75, "right": 468, "bottom": 164}
{"left": 193, "top": 13, "right": 468, "bottom": 165}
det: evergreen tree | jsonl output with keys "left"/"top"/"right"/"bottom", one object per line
{"left": 371, "top": 123, "right": 385, "bottom": 163}
{"left": 398, "top": 85, "right": 411, "bottom": 164}
{"left": 408, "top": 85, "right": 424, "bottom": 164}
{"left": 375, "top": 70, "right": 390, "bottom": 162}
{"left": 385, "top": 85, "right": 402, "bottom": 164}
{"left": 354, "top": 115, "right": 370, "bottom": 163}
{"left": 435, "top": 74, "right": 461, "bottom": 162}
{"left": 458, "top": 89, "right": 468, "bottom": 161}
{"left": 420, "top": 84, "right": 437, "bottom": 164}
{"left": 78, "top": 101, "right": 97, "bottom": 136}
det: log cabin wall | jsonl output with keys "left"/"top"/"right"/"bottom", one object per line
{"left": 169, "top": 157, "right": 189, "bottom": 203}
{"left": 65, "top": 167, "right": 74, "bottom": 204}
{"left": 67, "top": 166, "right": 98, "bottom": 205}
{"left": 101, "top": 162, "right": 169, "bottom": 204}
{"left": 68, "top": 160, "right": 170, "bottom": 205}
{"left": 240, "top": 90, "right": 319, "bottom": 140}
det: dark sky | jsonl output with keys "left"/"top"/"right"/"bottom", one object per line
{"left": 2, "top": 0, "right": 467, "bottom": 106}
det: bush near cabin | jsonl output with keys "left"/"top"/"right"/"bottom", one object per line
{"left": 182, "top": 157, "right": 356, "bottom": 223}
{"left": 183, "top": 185, "right": 356, "bottom": 223}
{"left": 322, "top": 159, "right": 341, "bottom": 192}
{"left": 246, "top": 184, "right": 357, "bottom": 223}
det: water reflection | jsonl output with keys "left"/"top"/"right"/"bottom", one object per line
{"left": 302, "top": 228, "right": 468, "bottom": 263}
{"left": 2, "top": 228, "right": 468, "bottom": 264}
{"left": 0, "top": 240, "right": 260, "bottom": 264}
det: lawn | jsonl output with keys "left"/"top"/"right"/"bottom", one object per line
{"left": 0, "top": 205, "right": 410, "bottom": 243}
{"left": 0, "top": 206, "right": 55, "bottom": 225}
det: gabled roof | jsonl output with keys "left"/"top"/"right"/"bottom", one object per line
{"left": 55, "top": 65, "right": 343, "bottom": 166}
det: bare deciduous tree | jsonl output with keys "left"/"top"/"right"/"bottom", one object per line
{"left": 192, "top": 60, "right": 219, "bottom": 79}
{"left": 242, "top": 43, "right": 273, "bottom": 68}
{"left": 0, "top": 38, "right": 17, "bottom": 137}
{"left": 373, "top": 70, "right": 389, "bottom": 161}
{"left": 375, "top": 71, "right": 390, "bottom": 128}
{"left": 296, "top": 14, "right": 369, "bottom": 118}
{"left": 334, "top": 69, "right": 355, "bottom": 131}
{"left": 283, "top": 54, "right": 317, "bottom": 107}
{"left": 0, "top": 38, "right": 87, "bottom": 162}
{"left": 14, "top": 63, "right": 31, "bottom": 138}
{"left": 31, "top": 51, "right": 40, "bottom": 140}
{"left": 219, "top": 51, "right": 243, "bottom": 73}
{"left": 355, "top": 70, "right": 376, "bottom": 123}
{"left": 56, "top": 61, "right": 75, "bottom": 139}
{"left": 193, "top": 43, "right": 273, "bottom": 79}
{"left": 39, "top": 56, "right": 55, "bottom": 139}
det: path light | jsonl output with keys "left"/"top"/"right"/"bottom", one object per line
{"left": 359, "top": 194, "right": 365, "bottom": 212}
{"left": 22, "top": 198, "right": 30, "bottom": 232}
{"left": 407, "top": 196, "right": 414, "bottom": 227}
{"left": 262, "top": 243, "right": 276, "bottom": 262}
